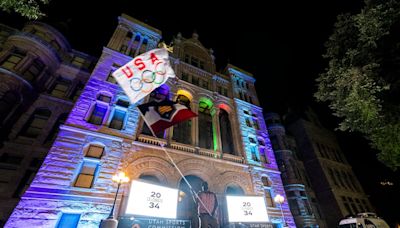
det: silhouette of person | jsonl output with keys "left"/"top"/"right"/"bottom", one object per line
{"left": 196, "top": 182, "right": 219, "bottom": 228}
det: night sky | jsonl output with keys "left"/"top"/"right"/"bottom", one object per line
{"left": 1, "top": 0, "right": 399, "bottom": 225}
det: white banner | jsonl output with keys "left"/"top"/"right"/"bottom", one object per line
{"left": 125, "top": 180, "right": 179, "bottom": 219}
{"left": 112, "top": 48, "right": 175, "bottom": 104}
{"left": 226, "top": 195, "right": 269, "bottom": 223}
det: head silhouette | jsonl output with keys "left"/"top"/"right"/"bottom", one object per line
{"left": 202, "top": 182, "right": 209, "bottom": 191}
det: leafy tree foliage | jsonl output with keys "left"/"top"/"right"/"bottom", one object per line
{"left": 316, "top": 0, "right": 400, "bottom": 170}
{"left": 0, "top": 0, "right": 49, "bottom": 20}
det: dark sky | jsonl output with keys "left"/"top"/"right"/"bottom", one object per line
{"left": 1, "top": 0, "right": 399, "bottom": 225}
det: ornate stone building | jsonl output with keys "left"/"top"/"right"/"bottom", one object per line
{"left": 265, "top": 113, "right": 327, "bottom": 228}
{"left": 0, "top": 22, "right": 96, "bottom": 225}
{"left": 284, "top": 109, "right": 374, "bottom": 228}
{"left": 5, "top": 14, "right": 295, "bottom": 227}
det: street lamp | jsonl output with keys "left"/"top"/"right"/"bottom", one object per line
{"left": 108, "top": 171, "right": 130, "bottom": 219}
{"left": 274, "top": 194, "right": 287, "bottom": 227}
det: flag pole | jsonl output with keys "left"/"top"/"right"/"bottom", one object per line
{"left": 138, "top": 110, "right": 213, "bottom": 217}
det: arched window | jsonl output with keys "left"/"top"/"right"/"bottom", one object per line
{"left": 219, "top": 108, "right": 234, "bottom": 154}
{"left": 198, "top": 99, "right": 213, "bottom": 149}
{"left": 88, "top": 93, "right": 112, "bottom": 125}
{"left": 0, "top": 91, "right": 20, "bottom": 122}
{"left": 74, "top": 144, "right": 104, "bottom": 188}
{"left": 139, "top": 174, "right": 160, "bottom": 184}
{"left": 225, "top": 185, "right": 244, "bottom": 195}
{"left": 178, "top": 175, "right": 205, "bottom": 223}
{"left": 172, "top": 94, "right": 192, "bottom": 144}
{"left": 19, "top": 108, "right": 51, "bottom": 138}
{"left": 109, "top": 98, "right": 129, "bottom": 130}
{"left": 44, "top": 113, "right": 68, "bottom": 144}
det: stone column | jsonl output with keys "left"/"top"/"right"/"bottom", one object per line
{"left": 134, "top": 35, "right": 145, "bottom": 56}
{"left": 191, "top": 99, "right": 199, "bottom": 147}
{"left": 211, "top": 107, "right": 222, "bottom": 153}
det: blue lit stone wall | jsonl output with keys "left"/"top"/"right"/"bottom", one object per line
{"left": 228, "top": 67, "right": 295, "bottom": 227}
{"left": 5, "top": 29, "right": 154, "bottom": 228}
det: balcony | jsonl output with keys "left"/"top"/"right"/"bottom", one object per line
{"left": 137, "top": 135, "right": 244, "bottom": 164}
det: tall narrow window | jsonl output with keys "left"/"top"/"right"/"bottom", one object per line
{"left": 129, "top": 35, "right": 141, "bottom": 56}
{"left": 86, "top": 145, "right": 104, "bottom": 159}
{"left": 106, "top": 70, "right": 117, "bottom": 84}
{"left": 192, "top": 76, "right": 199, "bottom": 86}
{"left": 139, "top": 38, "right": 148, "bottom": 54}
{"left": 109, "top": 98, "right": 129, "bottom": 130}
{"left": 19, "top": 108, "right": 51, "bottom": 138}
{"left": 88, "top": 103, "right": 107, "bottom": 125}
{"left": 181, "top": 73, "right": 189, "bottom": 82}
{"left": 74, "top": 145, "right": 104, "bottom": 188}
{"left": 71, "top": 56, "right": 86, "bottom": 68}
{"left": 1, "top": 50, "right": 25, "bottom": 70}
{"left": 219, "top": 109, "right": 234, "bottom": 154}
{"left": 270, "top": 135, "right": 280, "bottom": 151}
{"left": 251, "top": 146, "right": 260, "bottom": 162}
{"left": 44, "top": 113, "right": 68, "bottom": 144}
{"left": 288, "top": 199, "right": 300, "bottom": 215}
{"left": 173, "top": 95, "right": 192, "bottom": 144}
{"left": 0, "top": 91, "right": 20, "bottom": 122}
{"left": 50, "top": 77, "right": 71, "bottom": 98}
{"left": 198, "top": 100, "right": 213, "bottom": 149}
{"left": 303, "top": 199, "right": 312, "bottom": 215}
{"left": 70, "top": 82, "right": 84, "bottom": 101}
{"left": 109, "top": 109, "right": 126, "bottom": 130}
{"left": 245, "top": 118, "right": 252, "bottom": 128}
{"left": 262, "top": 177, "right": 274, "bottom": 207}
{"left": 88, "top": 94, "right": 111, "bottom": 125}
{"left": 74, "top": 162, "right": 98, "bottom": 188}
{"left": 13, "top": 170, "right": 36, "bottom": 198}
{"left": 23, "top": 58, "right": 44, "bottom": 82}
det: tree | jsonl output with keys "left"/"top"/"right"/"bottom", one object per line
{"left": 0, "top": 0, "right": 49, "bottom": 20}
{"left": 316, "top": 0, "right": 400, "bottom": 170}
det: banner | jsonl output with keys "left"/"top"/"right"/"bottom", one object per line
{"left": 226, "top": 195, "right": 269, "bottom": 223}
{"left": 112, "top": 48, "right": 175, "bottom": 104}
{"left": 125, "top": 180, "right": 179, "bottom": 219}
{"left": 118, "top": 217, "right": 191, "bottom": 228}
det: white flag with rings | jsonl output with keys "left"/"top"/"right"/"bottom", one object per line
{"left": 112, "top": 48, "right": 175, "bottom": 104}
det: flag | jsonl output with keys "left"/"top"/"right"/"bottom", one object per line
{"left": 112, "top": 48, "right": 175, "bottom": 104}
{"left": 138, "top": 99, "right": 197, "bottom": 134}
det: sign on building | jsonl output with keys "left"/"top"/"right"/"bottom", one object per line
{"left": 226, "top": 195, "right": 269, "bottom": 223}
{"left": 125, "top": 180, "right": 179, "bottom": 219}
{"left": 118, "top": 217, "right": 191, "bottom": 228}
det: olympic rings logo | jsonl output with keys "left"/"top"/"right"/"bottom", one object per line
{"left": 129, "top": 61, "right": 167, "bottom": 93}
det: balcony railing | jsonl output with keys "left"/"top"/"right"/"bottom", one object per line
{"left": 137, "top": 135, "right": 244, "bottom": 164}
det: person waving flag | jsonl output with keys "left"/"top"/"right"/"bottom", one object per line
{"left": 112, "top": 48, "right": 175, "bottom": 104}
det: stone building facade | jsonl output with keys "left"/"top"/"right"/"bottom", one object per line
{"left": 0, "top": 22, "right": 96, "bottom": 225}
{"left": 265, "top": 113, "right": 327, "bottom": 228}
{"left": 5, "top": 14, "right": 295, "bottom": 227}
{"left": 285, "top": 109, "right": 374, "bottom": 228}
